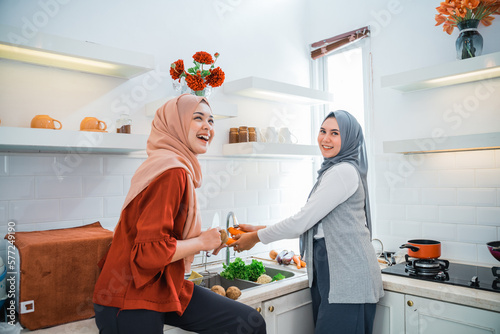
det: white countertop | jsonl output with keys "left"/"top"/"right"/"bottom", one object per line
{"left": 19, "top": 259, "right": 500, "bottom": 333}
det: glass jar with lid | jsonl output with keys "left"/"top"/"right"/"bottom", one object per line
{"left": 116, "top": 113, "right": 132, "bottom": 134}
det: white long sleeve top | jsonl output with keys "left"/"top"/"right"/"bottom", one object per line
{"left": 257, "top": 163, "right": 359, "bottom": 244}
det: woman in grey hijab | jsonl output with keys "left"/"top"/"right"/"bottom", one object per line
{"left": 233, "top": 111, "right": 384, "bottom": 334}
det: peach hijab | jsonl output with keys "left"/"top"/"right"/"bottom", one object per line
{"left": 121, "top": 93, "right": 212, "bottom": 273}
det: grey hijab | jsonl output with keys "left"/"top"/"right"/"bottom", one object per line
{"left": 316, "top": 110, "right": 372, "bottom": 235}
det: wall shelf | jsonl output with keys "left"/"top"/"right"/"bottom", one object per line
{"left": 383, "top": 132, "right": 500, "bottom": 154}
{"left": 381, "top": 52, "right": 500, "bottom": 92}
{"left": 223, "top": 142, "right": 320, "bottom": 157}
{"left": 0, "top": 127, "right": 148, "bottom": 153}
{"left": 0, "top": 24, "right": 154, "bottom": 79}
{"left": 223, "top": 77, "right": 333, "bottom": 105}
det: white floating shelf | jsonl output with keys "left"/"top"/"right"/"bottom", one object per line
{"left": 145, "top": 97, "right": 237, "bottom": 119}
{"left": 223, "top": 142, "right": 320, "bottom": 157}
{"left": 223, "top": 77, "right": 333, "bottom": 105}
{"left": 0, "top": 127, "right": 148, "bottom": 153}
{"left": 383, "top": 132, "right": 500, "bottom": 154}
{"left": 0, "top": 24, "right": 154, "bottom": 79}
{"left": 381, "top": 51, "right": 500, "bottom": 92}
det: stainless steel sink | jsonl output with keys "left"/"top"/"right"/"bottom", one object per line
{"left": 191, "top": 265, "right": 299, "bottom": 291}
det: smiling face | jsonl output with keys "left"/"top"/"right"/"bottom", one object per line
{"left": 188, "top": 102, "right": 214, "bottom": 155}
{"left": 317, "top": 116, "right": 341, "bottom": 158}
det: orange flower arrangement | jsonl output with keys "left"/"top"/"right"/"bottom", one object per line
{"left": 435, "top": 0, "right": 500, "bottom": 34}
{"left": 170, "top": 51, "right": 225, "bottom": 95}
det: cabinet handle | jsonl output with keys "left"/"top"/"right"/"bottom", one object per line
{"left": 268, "top": 306, "right": 275, "bottom": 312}
{"left": 256, "top": 307, "right": 262, "bottom": 313}
{"left": 407, "top": 300, "right": 414, "bottom": 307}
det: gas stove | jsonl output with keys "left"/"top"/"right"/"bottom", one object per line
{"left": 381, "top": 256, "right": 500, "bottom": 294}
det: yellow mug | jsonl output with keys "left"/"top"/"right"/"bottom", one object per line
{"left": 80, "top": 117, "right": 107, "bottom": 131}
{"left": 31, "top": 115, "right": 62, "bottom": 130}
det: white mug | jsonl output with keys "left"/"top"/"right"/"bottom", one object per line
{"left": 260, "top": 127, "right": 278, "bottom": 143}
{"left": 278, "top": 127, "right": 298, "bottom": 144}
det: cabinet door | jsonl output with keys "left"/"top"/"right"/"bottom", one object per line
{"left": 373, "top": 290, "right": 405, "bottom": 334}
{"left": 405, "top": 295, "right": 500, "bottom": 334}
{"left": 262, "top": 288, "right": 314, "bottom": 334}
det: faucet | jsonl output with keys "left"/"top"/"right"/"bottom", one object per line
{"left": 226, "top": 211, "right": 238, "bottom": 266}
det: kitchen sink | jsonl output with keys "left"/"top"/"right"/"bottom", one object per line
{"left": 190, "top": 264, "right": 300, "bottom": 291}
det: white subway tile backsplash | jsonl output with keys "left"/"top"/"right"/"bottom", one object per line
{"left": 104, "top": 196, "right": 125, "bottom": 218}
{"left": 0, "top": 155, "right": 7, "bottom": 176}
{"left": 439, "top": 206, "right": 475, "bottom": 224}
{"left": 0, "top": 177, "right": 34, "bottom": 200}
{"left": 0, "top": 201, "right": 6, "bottom": 224}
{"left": 9, "top": 156, "right": 58, "bottom": 175}
{"left": 374, "top": 219, "right": 391, "bottom": 235}
{"left": 377, "top": 204, "right": 406, "bottom": 220}
{"left": 104, "top": 156, "right": 143, "bottom": 175}
{"left": 405, "top": 171, "right": 439, "bottom": 188}
{"left": 234, "top": 191, "right": 258, "bottom": 208}
{"left": 476, "top": 169, "right": 500, "bottom": 187}
{"left": 258, "top": 161, "right": 279, "bottom": 174}
{"left": 246, "top": 174, "right": 268, "bottom": 190}
{"left": 57, "top": 155, "right": 103, "bottom": 176}
{"left": 375, "top": 187, "right": 390, "bottom": 204}
{"left": 456, "top": 150, "right": 495, "bottom": 169}
{"left": 123, "top": 175, "right": 133, "bottom": 195}
{"left": 390, "top": 188, "right": 419, "bottom": 205}
{"left": 457, "top": 225, "right": 497, "bottom": 243}
{"left": 421, "top": 188, "right": 456, "bottom": 205}
{"left": 204, "top": 191, "right": 235, "bottom": 210}
{"left": 60, "top": 197, "right": 103, "bottom": 220}
{"left": 37, "top": 220, "right": 84, "bottom": 231}
{"left": 246, "top": 206, "right": 269, "bottom": 223}
{"left": 258, "top": 189, "right": 280, "bottom": 205}
{"left": 35, "top": 176, "right": 81, "bottom": 199}
{"left": 457, "top": 188, "right": 497, "bottom": 206}
{"left": 9, "top": 199, "right": 59, "bottom": 223}
{"left": 441, "top": 241, "right": 477, "bottom": 262}
{"left": 391, "top": 220, "right": 421, "bottom": 238}
{"left": 406, "top": 205, "right": 439, "bottom": 222}
{"left": 438, "top": 170, "right": 474, "bottom": 187}
{"left": 204, "top": 172, "right": 246, "bottom": 192}
{"left": 83, "top": 176, "right": 123, "bottom": 197}
{"left": 495, "top": 150, "right": 500, "bottom": 168}
{"left": 476, "top": 207, "right": 500, "bottom": 226}
{"left": 422, "top": 222, "right": 457, "bottom": 241}
{"left": 418, "top": 152, "right": 455, "bottom": 170}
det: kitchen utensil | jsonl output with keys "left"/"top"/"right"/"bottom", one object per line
{"left": 206, "top": 212, "right": 220, "bottom": 257}
{"left": 278, "top": 127, "right": 298, "bottom": 144}
{"left": 260, "top": 127, "right": 278, "bottom": 143}
{"left": 400, "top": 239, "right": 441, "bottom": 259}
{"left": 80, "top": 117, "right": 107, "bottom": 131}
{"left": 486, "top": 241, "right": 500, "bottom": 261}
{"left": 31, "top": 115, "right": 62, "bottom": 130}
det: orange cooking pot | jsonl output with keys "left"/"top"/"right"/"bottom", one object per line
{"left": 400, "top": 239, "right": 441, "bottom": 259}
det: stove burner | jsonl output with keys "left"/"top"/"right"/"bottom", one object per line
{"left": 404, "top": 255, "right": 450, "bottom": 280}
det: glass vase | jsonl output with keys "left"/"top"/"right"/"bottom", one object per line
{"left": 456, "top": 19, "right": 483, "bottom": 60}
{"left": 172, "top": 77, "right": 212, "bottom": 98}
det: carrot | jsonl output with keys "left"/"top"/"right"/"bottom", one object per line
{"left": 292, "top": 255, "right": 301, "bottom": 269}
{"left": 226, "top": 238, "right": 236, "bottom": 245}
{"left": 228, "top": 227, "right": 245, "bottom": 236}
{"left": 298, "top": 255, "right": 306, "bottom": 268}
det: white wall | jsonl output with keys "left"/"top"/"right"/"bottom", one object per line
{"left": 0, "top": 0, "right": 315, "bottom": 266}
{"left": 307, "top": 0, "right": 500, "bottom": 265}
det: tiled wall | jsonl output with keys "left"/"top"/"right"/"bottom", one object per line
{"left": 0, "top": 153, "right": 314, "bottom": 267}
{"left": 374, "top": 149, "right": 500, "bottom": 266}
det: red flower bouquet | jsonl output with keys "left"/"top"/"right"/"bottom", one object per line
{"left": 170, "top": 51, "right": 225, "bottom": 96}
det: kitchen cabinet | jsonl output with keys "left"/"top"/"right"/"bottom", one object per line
{"left": 261, "top": 288, "right": 314, "bottom": 334}
{"left": 374, "top": 291, "right": 500, "bottom": 334}
{"left": 0, "top": 127, "right": 147, "bottom": 154}
{"left": 381, "top": 51, "right": 500, "bottom": 92}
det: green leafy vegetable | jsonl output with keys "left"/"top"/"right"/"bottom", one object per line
{"left": 220, "top": 257, "right": 266, "bottom": 282}
{"left": 272, "top": 273, "right": 285, "bottom": 282}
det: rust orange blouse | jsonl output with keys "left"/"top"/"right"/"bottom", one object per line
{"left": 93, "top": 168, "right": 194, "bottom": 315}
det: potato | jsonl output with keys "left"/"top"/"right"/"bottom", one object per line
{"left": 211, "top": 285, "right": 226, "bottom": 297}
{"left": 256, "top": 274, "right": 272, "bottom": 284}
{"left": 226, "top": 286, "right": 241, "bottom": 300}
{"left": 269, "top": 250, "right": 278, "bottom": 260}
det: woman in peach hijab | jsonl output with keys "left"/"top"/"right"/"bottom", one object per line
{"left": 93, "top": 94, "right": 266, "bottom": 334}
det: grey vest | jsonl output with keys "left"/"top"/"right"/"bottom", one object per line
{"left": 302, "top": 163, "right": 384, "bottom": 304}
